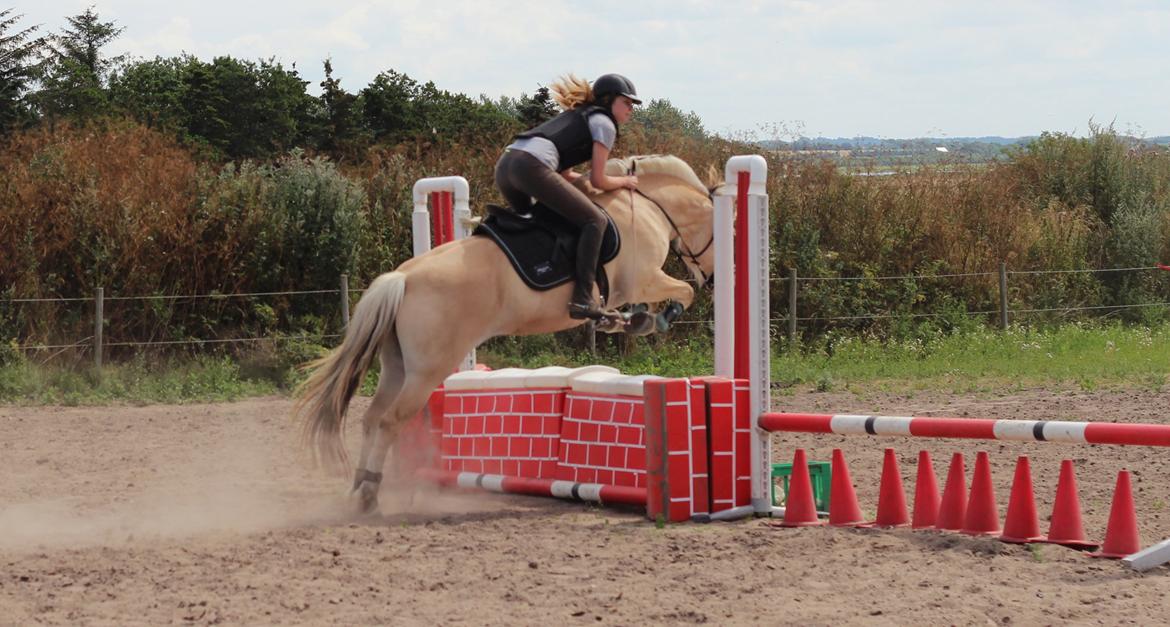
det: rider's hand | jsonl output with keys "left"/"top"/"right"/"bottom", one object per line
{"left": 623, "top": 175, "right": 639, "bottom": 189}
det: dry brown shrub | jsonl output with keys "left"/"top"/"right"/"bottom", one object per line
{"left": 0, "top": 121, "right": 203, "bottom": 344}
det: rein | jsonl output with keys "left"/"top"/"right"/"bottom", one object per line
{"left": 632, "top": 187, "right": 715, "bottom": 287}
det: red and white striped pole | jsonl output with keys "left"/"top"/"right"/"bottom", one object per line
{"left": 418, "top": 468, "right": 647, "bottom": 506}
{"left": 759, "top": 412, "right": 1170, "bottom": 447}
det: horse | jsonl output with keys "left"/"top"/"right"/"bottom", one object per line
{"left": 294, "top": 154, "right": 719, "bottom": 513}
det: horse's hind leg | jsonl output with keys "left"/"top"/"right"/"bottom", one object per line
{"left": 352, "top": 335, "right": 404, "bottom": 511}
{"left": 354, "top": 368, "right": 449, "bottom": 514}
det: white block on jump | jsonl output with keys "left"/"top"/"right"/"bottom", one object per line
{"left": 1123, "top": 538, "right": 1170, "bottom": 572}
{"left": 569, "top": 371, "right": 629, "bottom": 395}
{"left": 564, "top": 365, "right": 620, "bottom": 384}
{"left": 443, "top": 369, "right": 494, "bottom": 390}
{"left": 610, "top": 374, "right": 664, "bottom": 397}
{"left": 481, "top": 368, "right": 532, "bottom": 389}
{"left": 523, "top": 366, "right": 575, "bottom": 388}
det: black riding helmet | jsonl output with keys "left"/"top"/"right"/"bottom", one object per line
{"left": 592, "top": 73, "right": 642, "bottom": 105}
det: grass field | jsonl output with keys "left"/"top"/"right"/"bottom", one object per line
{"left": 1, "top": 322, "right": 1166, "bottom": 405}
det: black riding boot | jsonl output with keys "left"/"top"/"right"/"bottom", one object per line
{"left": 568, "top": 221, "right": 610, "bottom": 320}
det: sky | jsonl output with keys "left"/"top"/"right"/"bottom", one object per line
{"left": 16, "top": 0, "right": 1170, "bottom": 139}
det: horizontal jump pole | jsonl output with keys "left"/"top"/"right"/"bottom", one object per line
{"left": 759, "top": 413, "right": 1170, "bottom": 448}
{"left": 417, "top": 469, "right": 647, "bottom": 506}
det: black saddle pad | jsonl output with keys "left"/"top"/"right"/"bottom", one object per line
{"left": 473, "top": 202, "right": 621, "bottom": 291}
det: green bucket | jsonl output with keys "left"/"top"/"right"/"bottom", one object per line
{"left": 771, "top": 460, "right": 832, "bottom": 512}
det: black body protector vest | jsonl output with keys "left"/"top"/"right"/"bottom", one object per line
{"left": 514, "top": 105, "right": 618, "bottom": 171}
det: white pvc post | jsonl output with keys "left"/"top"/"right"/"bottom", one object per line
{"left": 410, "top": 176, "right": 470, "bottom": 256}
{"left": 715, "top": 155, "right": 772, "bottom": 515}
{"left": 410, "top": 175, "right": 475, "bottom": 371}
{"left": 713, "top": 191, "right": 735, "bottom": 378}
{"left": 452, "top": 183, "right": 472, "bottom": 242}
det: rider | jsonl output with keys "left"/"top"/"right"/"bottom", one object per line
{"left": 494, "top": 73, "right": 641, "bottom": 320}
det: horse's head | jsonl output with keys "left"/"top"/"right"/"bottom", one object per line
{"left": 596, "top": 155, "right": 717, "bottom": 287}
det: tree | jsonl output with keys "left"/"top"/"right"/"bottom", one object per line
{"left": 515, "top": 86, "right": 557, "bottom": 127}
{"left": 109, "top": 53, "right": 317, "bottom": 160}
{"left": 317, "top": 58, "right": 363, "bottom": 157}
{"left": 37, "top": 6, "right": 125, "bottom": 120}
{"left": 108, "top": 56, "right": 186, "bottom": 130}
{"left": 176, "top": 56, "right": 230, "bottom": 150}
{"left": 633, "top": 99, "right": 708, "bottom": 140}
{"left": 361, "top": 69, "right": 517, "bottom": 145}
{"left": 0, "top": 8, "right": 46, "bottom": 130}
{"left": 496, "top": 86, "right": 558, "bottom": 128}
{"left": 360, "top": 69, "right": 423, "bottom": 142}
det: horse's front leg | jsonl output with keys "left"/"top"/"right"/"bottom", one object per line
{"left": 636, "top": 269, "right": 696, "bottom": 308}
{"left": 605, "top": 270, "right": 697, "bottom": 336}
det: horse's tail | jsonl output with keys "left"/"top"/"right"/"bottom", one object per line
{"left": 294, "top": 271, "right": 406, "bottom": 472}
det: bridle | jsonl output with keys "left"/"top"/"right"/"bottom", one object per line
{"left": 631, "top": 187, "right": 716, "bottom": 288}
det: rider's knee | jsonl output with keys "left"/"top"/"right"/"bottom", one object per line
{"left": 582, "top": 211, "right": 607, "bottom": 234}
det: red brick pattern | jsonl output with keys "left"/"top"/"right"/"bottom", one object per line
{"left": 558, "top": 392, "right": 648, "bottom": 488}
{"left": 425, "top": 375, "right": 741, "bottom": 522}
{"left": 682, "top": 379, "right": 710, "bottom": 520}
{"left": 703, "top": 379, "right": 753, "bottom": 513}
{"left": 732, "top": 379, "right": 752, "bottom": 508}
{"left": 645, "top": 379, "right": 711, "bottom": 522}
{"left": 441, "top": 388, "right": 564, "bottom": 479}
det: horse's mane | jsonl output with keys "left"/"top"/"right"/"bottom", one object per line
{"left": 602, "top": 155, "right": 709, "bottom": 196}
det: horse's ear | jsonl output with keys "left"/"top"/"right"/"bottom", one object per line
{"left": 703, "top": 164, "right": 721, "bottom": 191}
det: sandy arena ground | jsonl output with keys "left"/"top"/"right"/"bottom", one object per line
{"left": 2, "top": 387, "right": 1169, "bottom": 625}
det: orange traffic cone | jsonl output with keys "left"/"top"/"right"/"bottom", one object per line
{"left": 912, "top": 450, "right": 940, "bottom": 529}
{"left": 1090, "top": 470, "right": 1141, "bottom": 559}
{"left": 1043, "top": 460, "right": 1098, "bottom": 551}
{"left": 829, "top": 449, "right": 871, "bottom": 527}
{"left": 871, "top": 448, "right": 910, "bottom": 527}
{"left": 961, "top": 451, "right": 1001, "bottom": 535}
{"left": 935, "top": 453, "right": 968, "bottom": 531}
{"left": 1000, "top": 456, "right": 1045, "bottom": 544}
{"left": 777, "top": 448, "right": 826, "bottom": 527}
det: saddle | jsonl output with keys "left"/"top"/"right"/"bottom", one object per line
{"left": 473, "top": 202, "right": 621, "bottom": 300}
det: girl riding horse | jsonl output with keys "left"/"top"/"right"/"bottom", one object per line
{"left": 494, "top": 73, "right": 642, "bottom": 321}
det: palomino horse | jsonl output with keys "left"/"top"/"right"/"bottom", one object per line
{"left": 295, "top": 155, "right": 718, "bottom": 513}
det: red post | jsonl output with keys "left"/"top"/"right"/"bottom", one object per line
{"left": 429, "top": 191, "right": 443, "bottom": 248}
{"left": 429, "top": 191, "right": 455, "bottom": 247}
{"left": 441, "top": 191, "right": 455, "bottom": 244}
{"left": 733, "top": 170, "right": 751, "bottom": 381}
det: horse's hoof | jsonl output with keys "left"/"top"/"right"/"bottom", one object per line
{"left": 353, "top": 482, "right": 380, "bottom": 515}
{"left": 625, "top": 311, "right": 656, "bottom": 336}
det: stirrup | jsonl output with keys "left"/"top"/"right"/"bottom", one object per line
{"left": 569, "top": 301, "right": 621, "bottom": 322}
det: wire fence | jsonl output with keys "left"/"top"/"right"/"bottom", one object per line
{"left": 3, "top": 265, "right": 1169, "bottom": 369}
{"left": 3, "top": 275, "right": 360, "bottom": 370}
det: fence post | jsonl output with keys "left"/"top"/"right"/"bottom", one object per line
{"left": 998, "top": 262, "right": 1009, "bottom": 330}
{"left": 787, "top": 267, "right": 798, "bottom": 343}
{"left": 340, "top": 273, "right": 350, "bottom": 333}
{"left": 94, "top": 287, "right": 104, "bottom": 371}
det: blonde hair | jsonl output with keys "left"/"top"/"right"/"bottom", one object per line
{"left": 549, "top": 74, "right": 594, "bottom": 111}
